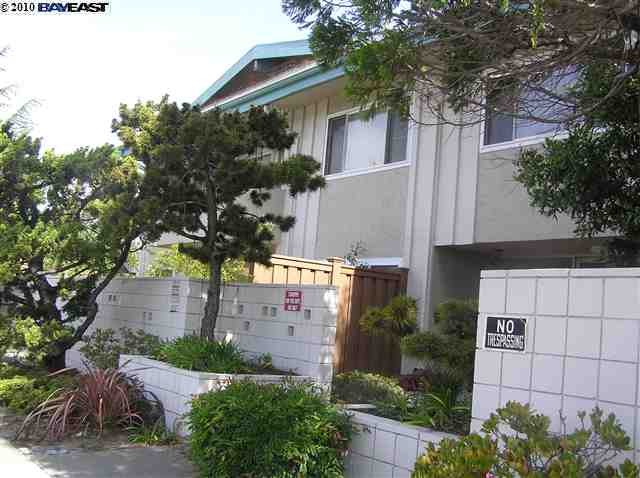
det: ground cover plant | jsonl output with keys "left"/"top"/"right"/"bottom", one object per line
{"left": 0, "top": 365, "right": 76, "bottom": 414}
{"left": 413, "top": 402, "right": 639, "bottom": 478}
{"left": 151, "top": 335, "right": 282, "bottom": 375}
{"left": 331, "top": 370, "right": 471, "bottom": 435}
{"left": 188, "top": 380, "right": 354, "bottom": 478}
{"left": 127, "top": 419, "right": 179, "bottom": 446}
{"left": 17, "top": 365, "right": 163, "bottom": 441}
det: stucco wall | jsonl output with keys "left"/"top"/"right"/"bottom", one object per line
{"left": 315, "top": 167, "right": 408, "bottom": 259}
{"left": 475, "top": 148, "right": 577, "bottom": 243}
{"left": 473, "top": 268, "right": 640, "bottom": 464}
{"left": 273, "top": 80, "right": 409, "bottom": 260}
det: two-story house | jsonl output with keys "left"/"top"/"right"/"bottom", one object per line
{"left": 162, "top": 39, "right": 609, "bottom": 329}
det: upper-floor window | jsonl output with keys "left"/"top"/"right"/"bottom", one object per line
{"left": 325, "top": 110, "right": 408, "bottom": 175}
{"left": 483, "top": 68, "right": 577, "bottom": 147}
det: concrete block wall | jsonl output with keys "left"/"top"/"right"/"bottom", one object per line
{"left": 473, "top": 268, "right": 640, "bottom": 463}
{"left": 214, "top": 283, "right": 339, "bottom": 386}
{"left": 345, "top": 411, "right": 456, "bottom": 478}
{"left": 89, "top": 277, "right": 208, "bottom": 339}
{"left": 120, "top": 355, "right": 316, "bottom": 435}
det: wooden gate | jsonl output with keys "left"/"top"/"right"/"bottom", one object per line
{"left": 250, "top": 255, "right": 407, "bottom": 375}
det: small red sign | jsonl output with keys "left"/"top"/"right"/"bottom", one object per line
{"left": 284, "top": 290, "right": 303, "bottom": 311}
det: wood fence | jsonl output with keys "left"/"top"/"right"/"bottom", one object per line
{"left": 250, "top": 255, "right": 408, "bottom": 375}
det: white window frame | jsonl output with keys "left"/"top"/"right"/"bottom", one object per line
{"left": 323, "top": 106, "right": 410, "bottom": 180}
{"left": 479, "top": 120, "right": 568, "bottom": 154}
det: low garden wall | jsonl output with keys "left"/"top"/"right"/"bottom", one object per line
{"left": 119, "top": 355, "right": 316, "bottom": 434}
{"left": 474, "top": 267, "right": 640, "bottom": 464}
{"left": 345, "top": 410, "right": 457, "bottom": 478}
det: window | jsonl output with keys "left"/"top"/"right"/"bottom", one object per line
{"left": 483, "top": 69, "right": 577, "bottom": 146}
{"left": 325, "top": 110, "right": 408, "bottom": 175}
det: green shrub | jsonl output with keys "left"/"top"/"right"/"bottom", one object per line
{"left": 433, "top": 299, "right": 478, "bottom": 338}
{"left": 188, "top": 381, "right": 354, "bottom": 478}
{"left": 0, "top": 371, "right": 76, "bottom": 414}
{"left": 80, "top": 327, "right": 162, "bottom": 369}
{"left": 405, "top": 389, "right": 470, "bottom": 435}
{"left": 401, "top": 299, "right": 478, "bottom": 387}
{"left": 360, "top": 295, "right": 418, "bottom": 339}
{"left": 412, "top": 402, "right": 639, "bottom": 478}
{"left": 153, "top": 336, "right": 252, "bottom": 373}
{"left": 332, "top": 371, "right": 406, "bottom": 405}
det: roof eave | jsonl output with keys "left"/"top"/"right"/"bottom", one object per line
{"left": 194, "top": 39, "right": 312, "bottom": 106}
{"left": 203, "top": 65, "right": 345, "bottom": 113}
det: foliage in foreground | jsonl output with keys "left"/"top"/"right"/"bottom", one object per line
{"left": 80, "top": 327, "right": 162, "bottom": 369}
{"left": 412, "top": 402, "right": 639, "bottom": 478}
{"left": 146, "top": 244, "right": 252, "bottom": 283}
{"left": 332, "top": 371, "right": 406, "bottom": 405}
{"left": 0, "top": 367, "right": 76, "bottom": 414}
{"left": 360, "top": 295, "right": 418, "bottom": 340}
{"left": 152, "top": 335, "right": 269, "bottom": 374}
{"left": 17, "top": 366, "right": 162, "bottom": 441}
{"left": 188, "top": 381, "right": 354, "bottom": 478}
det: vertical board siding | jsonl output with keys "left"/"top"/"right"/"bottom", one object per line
{"left": 250, "top": 254, "right": 407, "bottom": 375}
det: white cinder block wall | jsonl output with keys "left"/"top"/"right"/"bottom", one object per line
{"left": 91, "top": 277, "right": 208, "bottom": 339}
{"left": 69, "top": 280, "right": 338, "bottom": 387}
{"left": 345, "top": 411, "right": 456, "bottom": 478}
{"left": 473, "top": 268, "right": 640, "bottom": 464}
{"left": 214, "top": 284, "right": 339, "bottom": 386}
{"left": 66, "top": 277, "right": 209, "bottom": 367}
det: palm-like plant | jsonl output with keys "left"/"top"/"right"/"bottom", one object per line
{"left": 406, "top": 389, "right": 471, "bottom": 434}
{"left": 0, "top": 46, "right": 38, "bottom": 130}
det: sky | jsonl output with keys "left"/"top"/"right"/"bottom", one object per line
{"left": 0, "top": 0, "right": 306, "bottom": 153}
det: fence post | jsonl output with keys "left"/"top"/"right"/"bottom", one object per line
{"left": 397, "top": 267, "right": 409, "bottom": 293}
{"left": 326, "top": 257, "right": 344, "bottom": 286}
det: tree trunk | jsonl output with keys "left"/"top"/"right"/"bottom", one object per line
{"left": 201, "top": 258, "right": 222, "bottom": 340}
{"left": 43, "top": 350, "right": 68, "bottom": 372}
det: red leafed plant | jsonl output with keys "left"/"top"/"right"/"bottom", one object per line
{"left": 17, "top": 364, "right": 162, "bottom": 441}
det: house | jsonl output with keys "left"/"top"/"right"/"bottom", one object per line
{"left": 158, "top": 39, "right": 609, "bottom": 331}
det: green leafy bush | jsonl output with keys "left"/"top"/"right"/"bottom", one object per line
{"left": 399, "top": 361, "right": 467, "bottom": 395}
{"left": 360, "top": 295, "right": 418, "bottom": 339}
{"left": 332, "top": 371, "right": 406, "bottom": 405}
{"left": 188, "top": 381, "right": 354, "bottom": 478}
{"left": 405, "top": 389, "right": 470, "bottom": 435}
{"left": 152, "top": 336, "right": 253, "bottom": 374}
{"left": 401, "top": 299, "right": 477, "bottom": 387}
{"left": 413, "top": 401, "right": 639, "bottom": 478}
{"left": 80, "top": 327, "right": 162, "bottom": 369}
{"left": 0, "top": 370, "right": 76, "bottom": 414}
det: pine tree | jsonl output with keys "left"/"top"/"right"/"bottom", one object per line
{"left": 113, "top": 99, "right": 325, "bottom": 337}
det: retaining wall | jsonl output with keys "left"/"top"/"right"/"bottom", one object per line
{"left": 345, "top": 411, "right": 456, "bottom": 478}
{"left": 119, "top": 355, "right": 316, "bottom": 435}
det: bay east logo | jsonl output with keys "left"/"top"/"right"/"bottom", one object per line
{"left": 38, "top": 2, "right": 109, "bottom": 12}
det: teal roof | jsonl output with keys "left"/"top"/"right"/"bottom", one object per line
{"left": 194, "top": 39, "right": 314, "bottom": 106}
